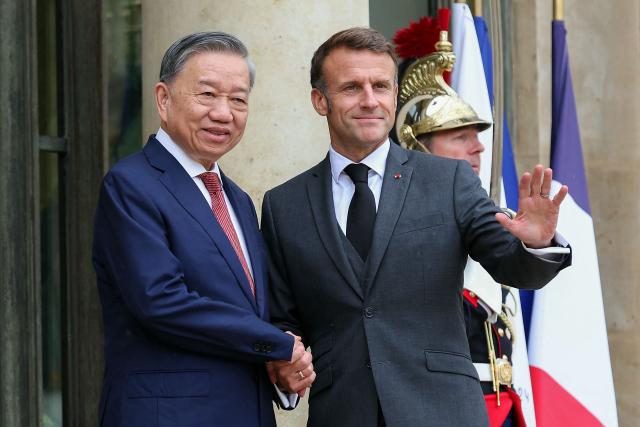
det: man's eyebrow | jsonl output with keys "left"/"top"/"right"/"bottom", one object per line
{"left": 197, "top": 79, "right": 249, "bottom": 94}
{"left": 337, "top": 80, "right": 356, "bottom": 87}
{"left": 373, "top": 78, "right": 393, "bottom": 85}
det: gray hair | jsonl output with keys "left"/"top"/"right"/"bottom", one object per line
{"left": 159, "top": 31, "right": 256, "bottom": 88}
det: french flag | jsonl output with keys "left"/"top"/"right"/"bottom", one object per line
{"left": 469, "top": 6, "right": 538, "bottom": 426}
{"left": 524, "top": 19, "right": 618, "bottom": 426}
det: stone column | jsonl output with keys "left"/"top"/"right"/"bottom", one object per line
{"left": 141, "top": 1, "right": 368, "bottom": 425}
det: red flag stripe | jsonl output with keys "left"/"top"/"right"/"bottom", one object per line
{"left": 530, "top": 366, "right": 604, "bottom": 426}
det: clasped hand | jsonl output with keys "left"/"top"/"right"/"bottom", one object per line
{"left": 266, "top": 332, "right": 315, "bottom": 397}
{"left": 495, "top": 165, "right": 568, "bottom": 248}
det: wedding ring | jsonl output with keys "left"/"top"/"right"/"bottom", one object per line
{"left": 297, "top": 370, "right": 305, "bottom": 380}
{"left": 540, "top": 193, "right": 550, "bottom": 198}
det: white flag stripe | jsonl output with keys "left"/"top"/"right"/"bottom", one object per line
{"left": 450, "top": 3, "right": 494, "bottom": 194}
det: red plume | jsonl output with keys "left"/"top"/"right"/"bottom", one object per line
{"left": 393, "top": 16, "right": 440, "bottom": 59}
{"left": 393, "top": 8, "right": 451, "bottom": 59}
{"left": 438, "top": 8, "right": 450, "bottom": 32}
{"left": 393, "top": 9, "right": 451, "bottom": 82}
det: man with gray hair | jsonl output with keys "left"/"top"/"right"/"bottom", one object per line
{"left": 92, "top": 31, "right": 313, "bottom": 427}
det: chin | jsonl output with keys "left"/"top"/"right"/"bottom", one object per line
{"left": 360, "top": 132, "right": 388, "bottom": 146}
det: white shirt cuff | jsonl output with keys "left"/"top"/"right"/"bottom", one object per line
{"left": 274, "top": 384, "right": 300, "bottom": 409}
{"left": 522, "top": 231, "right": 570, "bottom": 260}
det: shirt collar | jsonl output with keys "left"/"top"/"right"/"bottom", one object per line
{"left": 329, "top": 139, "right": 390, "bottom": 184}
{"left": 155, "top": 127, "right": 222, "bottom": 181}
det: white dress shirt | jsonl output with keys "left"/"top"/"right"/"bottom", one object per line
{"left": 155, "top": 128, "right": 254, "bottom": 278}
{"left": 329, "top": 139, "right": 390, "bottom": 235}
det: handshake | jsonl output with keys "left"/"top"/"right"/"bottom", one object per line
{"left": 266, "top": 332, "right": 316, "bottom": 397}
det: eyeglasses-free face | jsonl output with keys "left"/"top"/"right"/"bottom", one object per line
{"left": 155, "top": 51, "right": 251, "bottom": 169}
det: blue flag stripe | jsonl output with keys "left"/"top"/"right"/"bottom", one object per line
{"left": 551, "top": 20, "right": 591, "bottom": 214}
{"left": 473, "top": 16, "right": 534, "bottom": 337}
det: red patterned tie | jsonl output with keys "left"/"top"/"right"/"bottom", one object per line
{"left": 199, "top": 172, "right": 255, "bottom": 297}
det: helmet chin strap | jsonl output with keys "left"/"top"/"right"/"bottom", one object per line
{"left": 396, "top": 94, "right": 431, "bottom": 148}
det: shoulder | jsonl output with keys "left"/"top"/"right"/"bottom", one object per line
{"left": 265, "top": 158, "right": 326, "bottom": 199}
{"left": 100, "top": 148, "right": 163, "bottom": 204}
{"left": 396, "top": 145, "right": 470, "bottom": 186}
{"left": 108, "top": 151, "right": 148, "bottom": 178}
{"left": 404, "top": 146, "right": 462, "bottom": 170}
{"left": 103, "top": 151, "right": 150, "bottom": 187}
{"left": 105, "top": 136, "right": 173, "bottom": 187}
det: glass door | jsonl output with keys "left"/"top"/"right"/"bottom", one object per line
{"left": 38, "top": 0, "right": 66, "bottom": 425}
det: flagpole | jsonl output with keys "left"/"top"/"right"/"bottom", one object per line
{"left": 488, "top": 0, "right": 504, "bottom": 204}
{"left": 473, "top": 0, "right": 482, "bottom": 17}
{"left": 554, "top": 0, "right": 564, "bottom": 20}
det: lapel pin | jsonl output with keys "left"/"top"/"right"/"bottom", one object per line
{"left": 394, "top": 173, "right": 402, "bottom": 180}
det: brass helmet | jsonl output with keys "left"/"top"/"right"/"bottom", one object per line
{"left": 396, "top": 31, "right": 491, "bottom": 152}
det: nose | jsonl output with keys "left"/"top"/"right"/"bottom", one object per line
{"left": 360, "top": 85, "right": 378, "bottom": 109}
{"left": 208, "top": 98, "right": 233, "bottom": 123}
{"left": 472, "top": 134, "right": 485, "bottom": 153}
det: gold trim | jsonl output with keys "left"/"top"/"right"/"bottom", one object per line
{"left": 396, "top": 30, "right": 492, "bottom": 147}
{"left": 398, "top": 31, "right": 456, "bottom": 106}
{"left": 473, "top": 0, "right": 483, "bottom": 17}
{"left": 554, "top": 0, "right": 564, "bottom": 21}
{"left": 498, "top": 310, "right": 516, "bottom": 346}
{"left": 483, "top": 321, "right": 500, "bottom": 406}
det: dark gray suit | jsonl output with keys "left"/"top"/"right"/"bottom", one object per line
{"left": 261, "top": 142, "right": 570, "bottom": 426}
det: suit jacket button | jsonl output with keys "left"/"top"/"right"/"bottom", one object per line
{"left": 364, "top": 307, "right": 375, "bottom": 318}
{"left": 365, "top": 361, "right": 371, "bottom": 369}
{"left": 254, "top": 343, "right": 262, "bottom": 352}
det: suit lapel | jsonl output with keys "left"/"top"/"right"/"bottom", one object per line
{"left": 307, "top": 156, "right": 363, "bottom": 300}
{"left": 144, "top": 137, "right": 258, "bottom": 312}
{"left": 364, "top": 143, "right": 413, "bottom": 295}
{"left": 221, "top": 172, "right": 263, "bottom": 315}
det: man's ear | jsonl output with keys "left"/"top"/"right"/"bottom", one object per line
{"left": 311, "top": 88, "right": 329, "bottom": 116}
{"left": 155, "top": 82, "right": 170, "bottom": 124}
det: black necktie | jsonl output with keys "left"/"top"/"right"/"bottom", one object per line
{"left": 344, "top": 163, "right": 376, "bottom": 260}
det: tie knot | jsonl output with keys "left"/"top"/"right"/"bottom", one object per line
{"left": 344, "top": 163, "right": 370, "bottom": 184}
{"left": 198, "top": 172, "right": 222, "bottom": 194}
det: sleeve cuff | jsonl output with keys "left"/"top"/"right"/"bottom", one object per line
{"left": 522, "top": 231, "right": 571, "bottom": 260}
{"left": 274, "top": 384, "right": 300, "bottom": 409}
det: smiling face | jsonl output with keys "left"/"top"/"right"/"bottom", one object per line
{"left": 311, "top": 47, "right": 397, "bottom": 162}
{"left": 422, "top": 125, "right": 485, "bottom": 174}
{"left": 155, "top": 51, "right": 250, "bottom": 169}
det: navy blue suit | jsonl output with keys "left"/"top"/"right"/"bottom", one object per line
{"left": 93, "top": 136, "right": 293, "bottom": 427}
